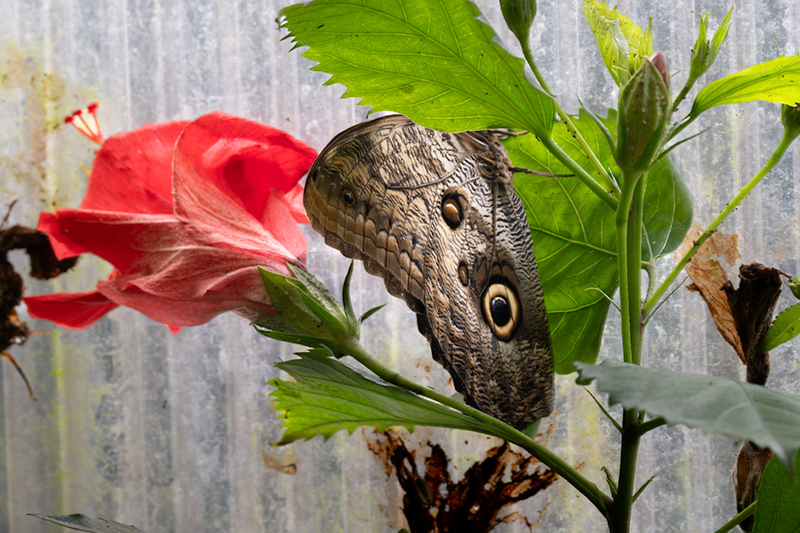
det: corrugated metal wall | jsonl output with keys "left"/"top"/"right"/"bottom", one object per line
{"left": 1, "top": 0, "right": 798, "bottom": 531}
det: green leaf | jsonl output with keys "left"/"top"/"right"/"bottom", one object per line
{"left": 690, "top": 55, "right": 800, "bottom": 117}
{"left": 575, "top": 360, "right": 800, "bottom": 474}
{"left": 757, "top": 303, "right": 800, "bottom": 353}
{"left": 508, "top": 109, "right": 692, "bottom": 373}
{"left": 28, "top": 514, "right": 148, "bottom": 533}
{"left": 279, "top": 0, "right": 555, "bottom": 136}
{"left": 270, "top": 350, "right": 490, "bottom": 444}
{"left": 753, "top": 453, "right": 800, "bottom": 533}
{"left": 581, "top": 0, "right": 654, "bottom": 87}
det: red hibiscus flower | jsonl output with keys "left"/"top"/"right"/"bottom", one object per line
{"left": 24, "top": 110, "right": 317, "bottom": 332}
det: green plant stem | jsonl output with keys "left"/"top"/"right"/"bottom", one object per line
{"left": 342, "top": 338, "right": 611, "bottom": 516}
{"left": 615, "top": 173, "right": 644, "bottom": 365}
{"left": 610, "top": 173, "right": 646, "bottom": 533}
{"left": 634, "top": 417, "right": 667, "bottom": 439}
{"left": 521, "top": 39, "right": 617, "bottom": 194}
{"left": 643, "top": 131, "right": 797, "bottom": 316}
{"left": 538, "top": 133, "right": 619, "bottom": 210}
{"left": 713, "top": 501, "right": 756, "bottom": 533}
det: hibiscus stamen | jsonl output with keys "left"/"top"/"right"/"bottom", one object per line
{"left": 65, "top": 102, "right": 104, "bottom": 145}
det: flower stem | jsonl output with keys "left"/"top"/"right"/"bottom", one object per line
{"left": 643, "top": 131, "right": 797, "bottom": 317}
{"left": 342, "top": 338, "right": 611, "bottom": 516}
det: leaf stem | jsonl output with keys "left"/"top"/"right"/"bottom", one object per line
{"left": 713, "top": 501, "right": 756, "bottom": 533}
{"left": 342, "top": 338, "right": 611, "bottom": 516}
{"left": 634, "top": 417, "right": 667, "bottom": 439}
{"left": 521, "top": 38, "right": 619, "bottom": 196}
{"left": 538, "top": 134, "right": 619, "bottom": 210}
{"left": 643, "top": 131, "right": 797, "bottom": 316}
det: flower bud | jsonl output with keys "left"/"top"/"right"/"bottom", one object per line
{"left": 615, "top": 52, "right": 672, "bottom": 174}
{"left": 688, "top": 8, "right": 733, "bottom": 83}
{"left": 781, "top": 103, "right": 800, "bottom": 144}
{"left": 500, "top": 0, "right": 537, "bottom": 43}
{"left": 787, "top": 276, "right": 800, "bottom": 300}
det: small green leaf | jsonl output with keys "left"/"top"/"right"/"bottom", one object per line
{"left": 360, "top": 303, "right": 387, "bottom": 324}
{"left": 508, "top": 109, "right": 692, "bottom": 372}
{"left": 753, "top": 453, "right": 800, "bottom": 532}
{"left": 270, "top": 350, "right": 490, "bottom": 444}
{"left": 279, "top": 0, "right": 555, "bottom": 136}
{"left": 28, "top": 514, "right": 148, "bottom": 533}
{"left": 690, "top": 55, "right": 800, "bottom": 117}
{"left": 757, "top": 303, "right": 800, "bottom": 352}
{"left": 581, "top": 0, "right": 654, "bottom": 87}
{"left": 575, "top": 360, "right": 800, "bottom": 475}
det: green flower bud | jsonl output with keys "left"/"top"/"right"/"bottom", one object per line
{"left": 781, "top": 103, "right": 800, "bottom": 144}
{"left": 688, "top": 8, "right": 734, "bottom": 83}
{"left": 256, "top": 262, "right": 367, "bottom": 353}
{"left": 615, "top": 52, "right": 672, "bottom": 174}
{"left": 787, "top": 276, "right": 800, "bottom": 300}
{"left": 500, "top": 0, "right": 537, "bottom": 43}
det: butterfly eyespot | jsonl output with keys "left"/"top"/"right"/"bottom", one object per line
{"left": 481, "top": 281, "right": 520, "bottom": 341}
{"left": 341, "top": 187, "right": 356, "bottom": 206}
{"left": 441, "top": 189, "right": 468, "bottom": 230}
{"left": 309, "top": 166, "right": 320, "bottom": 182}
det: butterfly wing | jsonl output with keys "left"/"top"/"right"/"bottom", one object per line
{"left": 304, "top": 115, "right": 553, "bottom": 428}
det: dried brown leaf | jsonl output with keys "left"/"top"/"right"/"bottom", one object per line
{"left": 676, "top": 224, "right": 743, "bottom": 361}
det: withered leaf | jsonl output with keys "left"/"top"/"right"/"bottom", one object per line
{"left": 676, "top": 224, "right": 743, "bottom": 361}
{"left": 366, "top": 429, "right": 557, "bottom": 533}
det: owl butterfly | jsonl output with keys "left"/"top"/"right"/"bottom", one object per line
{"left": 304, "top": 115, "right": 553, "bottom": 429}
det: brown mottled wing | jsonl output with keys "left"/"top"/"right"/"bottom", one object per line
{"left": 303, "top": 115, "right": 553, "bottom": 428}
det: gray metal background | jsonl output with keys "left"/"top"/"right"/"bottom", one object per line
{"left": 1, "top": 0, "right": 798, "bottom": 531}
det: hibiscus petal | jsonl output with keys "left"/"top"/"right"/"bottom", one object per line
{"left": 172, "top": 111, "right": 317, "bottom": 232}
{"left": 81, "top": 121, "right": 188, "bottom": 214}
{"left": 97, "top": 268, "right": 277, "bottom": 327}
{"left": 285, "top": 183, "right": 310, "bottom": 225}
{"left": 23, "top": 290, "right": 119, "bottom": 329}
{"left": 37, "top": 211, "right": 88, "bottom": 259}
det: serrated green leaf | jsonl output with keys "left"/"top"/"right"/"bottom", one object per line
{"left": 270, "top": 351, "right": 490, "bottom": 444}
{"left": 28, "top": 514, "right": 148, "bottom": 533}
{"left": 279, "top": 0, "right": 555, "bottom": 136}
{"left": 507, "top": 109, "right": 692, "bottom": 372}
{"left": 582, "top": 0, "right": 654, "bottom": 87}
{"left": 575, "top": 360, "right": 800, "bottom": 475}
{"left": 691, "top": 55, "right": 800, "bottom": 117}
{"left": 753, "top": 453, "right": 800, "bottom": 532}
{"left": 757, "top": 303, "right": 800, "bottom": 353}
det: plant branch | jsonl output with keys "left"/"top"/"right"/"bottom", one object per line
{"left": 643, "top": 131, "right": 797, "bottom": 316}
{"left": 342, "top": 338, "right": 611, "bottom": 516}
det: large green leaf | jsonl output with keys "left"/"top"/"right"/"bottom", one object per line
{"left": 757, "top": 302, "right": 800, "bottom": 353}
{"left": 508, "top": 110, "right": 692, "bottom": 373}
{"left": 29, "top": 514, "right": 148, "bottom": 533}
{"left": 691, "top": 55, "right": 800, "bottom": 117}
{"left": 753, "top": 453, "right": 800, "bottom": 532}
{"left": 269, "top": 349, "right": 492, "bottom": 444}
{"left": 575, "top": 360, "right": 800, "bottom": 474}
{"left": 279, "top": 0, "right": 555, "bottom": 135}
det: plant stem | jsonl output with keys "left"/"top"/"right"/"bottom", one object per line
{"left": 343, "top": 339, "right": 611, "bottom": 516}
{"left": 609, "top": 173, "right": 646, "bottom": 532}
{"left": 643, "top": 131, "right": 797, "bottom": 316}
{"left": 520, "top": 38, "right": 619, "bottom": 198}
{"left": 713, "top": 501, "right": 756, "bottom": 533}
{"left": 538, "top": 134, "right": 619, "bottom": 210}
